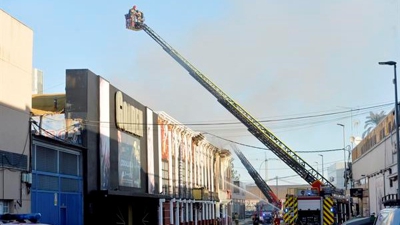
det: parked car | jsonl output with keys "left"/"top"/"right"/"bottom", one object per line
{"left": 374, "top": 207, "right": 400, "bottom": 225}
{"left": 342, "top": 216, "right": 375, "bottom": 225}
{"left": 245, "top": 211, "right": 254, "bottom": 218}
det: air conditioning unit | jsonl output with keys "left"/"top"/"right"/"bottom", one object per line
{"left": 21, "top": 172, "right": 32, "bottom": 184}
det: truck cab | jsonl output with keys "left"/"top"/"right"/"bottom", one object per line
{"left": 260, "top": 211, "right": 273, "bottom": 224}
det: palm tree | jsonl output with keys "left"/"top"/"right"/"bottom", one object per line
{"left": 362, "top": 111, "right": 386, "bottom": 138}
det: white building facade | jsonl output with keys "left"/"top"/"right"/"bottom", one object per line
{"left": 32, "top": 68, "right": 43, "bottom": 95}
{"left": 0, "top": 9, "right": 33, "bottom": 213}
{"left": 157, "top": 112, "right": 232, "bottom": 225}
{"left": 351, "top": 110, "right": 397, "bottom": 216}
{"left": 327, "top": 162, "right": 346, "bottom": 189}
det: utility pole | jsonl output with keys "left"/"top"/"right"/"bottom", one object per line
{"left": 337, "top": 123, "right": 347, "bottom": 190}
{"left": 319, "top": 154, "right": 324, "bottom": 177}
{"left": 379, "top": 61, "right": 400, "bottom": 198}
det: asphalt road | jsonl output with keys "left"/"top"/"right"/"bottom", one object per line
{"left": 239, "top": 218, "right": 257, "bottom": 224}
{"left": 240, "top": 218, "right": 274, "bottom": 225}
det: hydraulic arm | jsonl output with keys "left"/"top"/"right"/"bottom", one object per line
{"left": 231, "top": 145, "right": 281, "bottom": 208}
{"left": 126, "top": 11, "right": 343, "bottom": 196}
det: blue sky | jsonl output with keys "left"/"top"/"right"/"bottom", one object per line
{"left": 2, "top": 1, "right": 400, "bottom": 187}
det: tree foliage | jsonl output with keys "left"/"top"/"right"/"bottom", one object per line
{"left": 231, "top": 161, "right": 240, "bottom": 181}
{"left": 362, "top": 111, "right": 386, "bottom": 138}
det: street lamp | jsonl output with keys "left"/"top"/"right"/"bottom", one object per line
{"left": 257, "top": 160, "right": 268, "bottom": 199}
{"left": 337, "top": 124, "right": 347, "bottom": 169}
{"left": 267, "top": 158, "right": 280, "bottom": 182}
{"left": 318, "top": 154, "right": 324, "bottom": 177}
{"left": 259, "top": 158, "right": 279, "bottom": 199}
{"left": 267, "top": 176, "right": 280, "bottom": 197}
{"left": 379, "top": 60, "right": 400, "bottom": 198}
{"left": 259, "top": 158, "right": 280, "bottom": 182}
{"left": 259, "top": 159, "right": 268, "bottom": 181}
{"left": 337, "top": 123, "right": 348, "bottom": 190}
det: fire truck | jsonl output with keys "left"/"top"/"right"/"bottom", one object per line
{"left": 125, "top": 6, "right": 351, "bottom": 225}
{"left": 283, "top": 184, "right": 340, "bottom": 225}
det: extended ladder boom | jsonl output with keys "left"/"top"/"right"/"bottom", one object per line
{"left": 133, "top": 20, "right": 342, "bottom": 195}
{"left": 231, "top": 145, "right": 281, "bottom": 208}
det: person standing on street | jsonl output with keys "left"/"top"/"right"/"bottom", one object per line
{"left": 234, "top": 212, "right": 239, "bottom": 225}
{"left": 252, "top": 213, "right": 259, "bottom": 225}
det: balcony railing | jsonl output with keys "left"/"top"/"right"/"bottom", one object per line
{"left": 382, "top": 194, "right": 400, "bottom": 207}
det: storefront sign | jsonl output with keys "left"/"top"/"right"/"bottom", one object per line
{"left": 350, "top": 188, "right": 363, "bottom": 198}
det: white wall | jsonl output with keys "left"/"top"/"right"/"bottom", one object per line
{"left": 0, "top": 9, "right": 33, "bottom": 213}
{"left": 352, "top": 135, "right": 393, "bottom": 181}
{"left": 352, "top": 131, "right": 397, "bottom": 216}
{"left": 327, "top": 162, "right": 345, "bottom": 188}
{"left": 32, "top": 68, "right": 43, "bottom": 94}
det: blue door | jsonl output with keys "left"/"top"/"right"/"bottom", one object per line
{"left": 31, "top": 191, "right": 59, "bottom": 224}
{"left": 31, "top": 191, "right": 83, "bottom": 225}
{"left": 59, "top": 193, "right": 82, "bottom": 225}
{"left": 31, "top": 143, "right": 83, "bottom": 225}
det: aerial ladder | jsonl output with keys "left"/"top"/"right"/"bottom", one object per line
{"left": 125, "top": 8, "right": 282, "bottom": 207}
{"left": 231, "top": 144, "right": 281, "bottom": 209}
{"left": 125, "top": 7, "right": 349, "bottom": 224}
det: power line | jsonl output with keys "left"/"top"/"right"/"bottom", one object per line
{"left": 25, "top": 100, "right": 393, "bottom": 154}
{"left": 204, "top": 132, "right": 344, "bottom": 153}
{"left": 83, "top": 101, "right": 393, "bottom": 127}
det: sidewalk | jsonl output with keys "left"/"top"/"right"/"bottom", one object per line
{"left": 226, "top": 218, "right": 254, "bottom": 225}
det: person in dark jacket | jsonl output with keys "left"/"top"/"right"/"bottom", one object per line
{"left": 234, "top": 212, "right": 239, "bottom": 225}
{"left": 252, "top": 213, "right": 259, "bottom": 225}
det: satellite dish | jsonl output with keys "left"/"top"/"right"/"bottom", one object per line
{"left": 350, "top": 136, "right": 362, "bottom": 145}
{"left": 354, "top": 137, "right": 362, "bottom": 145}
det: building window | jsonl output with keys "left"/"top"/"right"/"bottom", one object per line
{"left": 182, "top": 162, "right": 186, "bottom": 185}
{"left": 162, "top": 161, "right": 169, "bottom": 194}
{"left": 0, "top": 201, "right": 10, "bottom": 214}
{"left": 390, "top": 179, "right": 393, "bottom": 188}
{"left": 380, "top": 128, "right": 385, "bottom": 141}
{"left": 172, "top": 157, "right": 176, "bottom": 195}
{"left": 233, "top": 181, "right": 240, "bottom": 193}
